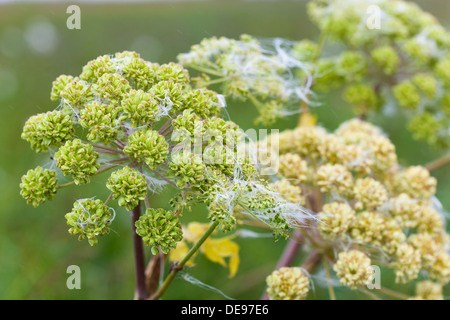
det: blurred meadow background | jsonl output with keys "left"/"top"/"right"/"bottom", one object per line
{"left": 1, "top": 0, "right": 450, "bottom": 299}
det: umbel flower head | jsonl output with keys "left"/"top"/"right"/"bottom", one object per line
{"left": 333, "top": 250, "right": 373, "bottom": 289}
{"left": 135, "top": 208, "right": 183, "bottom": 255}
{"left": 65, "top": 199, "right": 114, "bottom": 246}
{"left": 21, "top": 111, "right": 74, "bottom": 152}
{"left": 106, "top": 166, "right": 147, "bottom": 211}
{"left": 20, "top": 167, "right": 58, "bottom": 207}
{"left": 266, "top": 267, "right": 310, "bottom": 300}
{"left": 54, "top": 139, "right": 100, "bottom": 185}
{"left": 178, "top": 34, "right": 312, "bottom": 125}
{"left": 20, "top": 50, "right": 308, "bottom": 252}
{"left": 258, "top": 118, "right": 450, "bottom": 290}
{"left": 79, "top": 101, "right": 121, "bottom": 144}
{"left": 123, "top": 129, "right": 168, "bottom": 169}
{"left": 300, "top": 0, "right": 450, "bottom": 148}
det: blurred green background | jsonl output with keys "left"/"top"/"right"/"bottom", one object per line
{"left": 1, "top": 0, "right": 449, "bottom": 300}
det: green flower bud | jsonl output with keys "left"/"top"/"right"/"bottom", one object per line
{"left": 393, "top": 80, "right": 421, "bottom": 109}
{"left": 245, "top": 191, "right": 289, "bottom": 239}
{"left": 21, "top": 110, "right": 75, "bottom": 152}
{"left": 116, "top": 52, "right": 156, "bottom": 91}
{"left": 183, "top": 88, "right": 222, "bottom": 118}
{"left": 120, "top": 89, "right": 160, "bottom": 127}
{"left": 199, "top": 167, "right": 229, "bottom": 199}
{"left": 156, "top": 62, "right": 190, "bottom": 86}
{"left": 427, "top": 25, "right": 450, "bottom": 48}
{"left": 135, "top": 208, "right": 183, "bottom": 255}
{"left": 20, "top": 166, "right": 58, "bottom": 207}
{"left": 412, "top": 73, "right": 438, "bottom": 99}
{"left": 60, "top": 78, "right": 94, "bottom": 109}
{"left": 171, "top": 109, "right": 205, "bottom": 145}
{"left": 313, "top": 58, "right": 343, "bottom": 91}
{"left": 50, "top": 75, "right": 74, "bottom": 101}
{"left": 205, "top": 116, "right": 242, "bottom": 147}
{"left": 114, "top": 50, "right": 140, "bottom": 59}
{"left": 124, "top": 129, "right": 168, "bottom": 169}
{"left": 106, "top": 166, "right": 147, "bottom": 211}
{"left": 343, "top": 83, "right": 377, "bottom": 115}
{"left": 402, "top": 39, "right": 431, "bottom": 65}
{"left": 79, "top": 101, "right": 121, "bottom": 144}
{"left": 80, "top": 54, "right": 115, "bottom": 83}
{"left": 434, "top": 56, "right": 450, "bottom": 87}
{"left": 54, "top": 139, "right": 100, "bottom": 185}
{"left": 148, "top": 80, "right": 185, "bottom": 112}
{"left": 291, "top": 39, "right": 318, "bottom": 62}
{"left": 168, "top": 151, "right": 206, "bottom": 188}
{"left": 207, "top": 201, "right": 236, "bottom": 232}
{"left": 371, "top": 45, "right": 400, "bottom": 75}
{"left": 254, "top": 100, "right": 284, "bottom": 126}
{"left": 92, "top": 73, "right": 131, "bottom": 104}
{"left": 65, "top": 198, "right": 114, "bottom": 246}
{"left": 408, "top": 113, "right": 442, "bottom": 146}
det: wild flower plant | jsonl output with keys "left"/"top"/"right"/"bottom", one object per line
{"left": 20, "top": 50, "right": 311, "bottom": 299}
{"left": 20, "top": 0, "right": 450, "bottom": 301}
{"left": 256, "top": 118, "right": 449, "bottom": 299}
{"left": 301, "top": 0, "right": 450, "bottom": 148}
{"left": 177, "top": 0, "right": 450, "bottom": 300}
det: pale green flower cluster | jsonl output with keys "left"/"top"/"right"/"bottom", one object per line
{"left": 20, "top": 51, "right": 307, "bottom": 248}
{"left": 297, "top": 0, "right": 450, "bottom": 148}
{"left": 178, "top": 34, "right": 309, "bottom": 125}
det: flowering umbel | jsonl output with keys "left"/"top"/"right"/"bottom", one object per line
{"left": 303, "top": 0, "right": 450, "bottom": 148}
{"left": 20, "top": 50, "right": 309, "bottom": 254}
{"left": 258, "top": 118, "right": 450, "bottom": 297}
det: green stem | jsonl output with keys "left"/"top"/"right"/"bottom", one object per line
{"left": 99, "top": 157, "right": 129, "bottom": 165}
{"left": 191, "top": 65, "right": 224, "bottom": 77}
{"left": 314, "top": 31, "right": 328, "bottom": 62}
{"left": 361, "top": 288, "right": 382, "bottom": 300}
{"left": 95, "top": 164, "right": 121, "bottom": 175}
{"left": 104, "top": 192, "right": 114, "bottom": 205}
{"left": 323, "top": 257, "right": 336, "bottom": 300}
{"left": 149, "top": 166, "right": 177, "bottom": 187}
{"left": 378, "top": 287, "right": 409, "bottom": 300}
{"left": 149, "top": 221, "right": 219, "bottom": 300}
{"left": 57, "top": 180, "right": 76, "bottom": 189}
{"left": 90, "top": 143, "right": 122, "bottom": 153}
{"left": 57, "top": 164, "right": 119, "bottom": 189}
{"left": 238, "top": 203, "right": 289, "bottom": 238}
{"left": 202, "top": 77, "right": 229, "bottom": 86}
{"left": 144, "top": 192, "right": 150, "bottom": 209}
{"left": 426, "top": 153, "right": 450, "bottom": 172}
{"left": 94, "top": 149, "right": 123, "bottom": 155}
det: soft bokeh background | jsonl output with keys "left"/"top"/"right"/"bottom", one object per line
{"left": 1, "top": 0, "right": 449, "bottom": 300}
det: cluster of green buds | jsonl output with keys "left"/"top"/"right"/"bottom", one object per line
{"left": 177, "top": 34, "right": 310, "bottom": 125}
{"left": 20, "top": 50, "right": 307, "bottom": 250}
{"left": 258, "top": 118, "right": 450, "bottom": 298}
{"left": 292, "top": 0, "right": 450, "bottom": 148}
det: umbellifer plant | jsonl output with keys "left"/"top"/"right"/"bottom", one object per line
{"left": 176, "top": 0, "right": 450, "bottom": 300}
{"left": 20, "top": 0, "right": 450, "bottom": 301}
{"left": 20, "top": 50, "right": 310, "bottom": 300}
